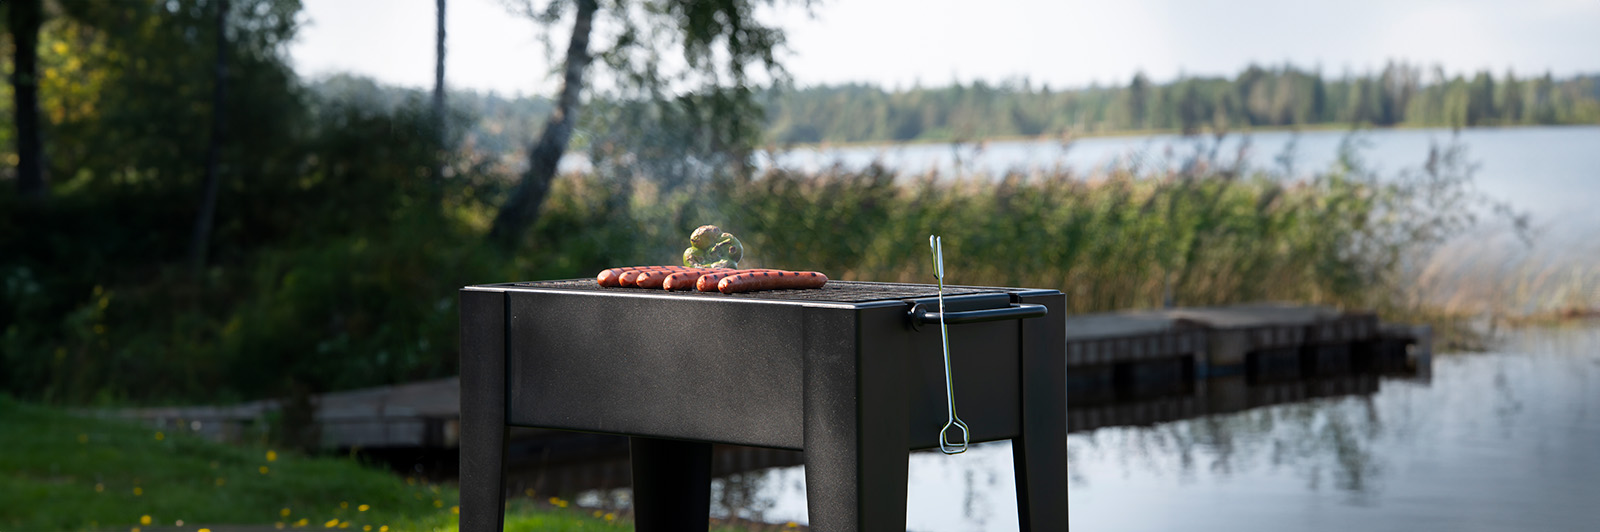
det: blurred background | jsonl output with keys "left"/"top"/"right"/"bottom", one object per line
{"left": 2, "top": 0, "right": 1598, "bottom": 530}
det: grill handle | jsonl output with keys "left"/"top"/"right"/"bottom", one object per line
{"left": 908, "top": 302, "right": 1048, "bottom": 330}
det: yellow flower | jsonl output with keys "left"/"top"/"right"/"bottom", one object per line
{"left": 433, "top": 499, "right": 443, "bottom": 508}
{"left": 604, "top": 513, "right": 616, "bottom": 521}
{"left": 267, "top": 450, "right": 278, "bottom": 462}
{"left": 363, "top": 527, "right": 371, "bottom": 532}
{"left": 323, "top": 518, "right": 339, "bottom": 528}
{"left": 154, "top": 432, "right": 164, "bottom": 441}
{"left": 78, "top": 433, "right": 89, "bottom": 444}
{"left": 340, "top": 502, "right": 349, "bottom": 509}
{"left": 786, "top": 522, "right": 799, "bottom": 528}
{"left": 140, "top": 515, "right": 151, "bottom": 525}
{"left": 215, "top": 477, "right": 226, "bottom": 487}
{"left": 94, "top": 483, "right": 104, "bottom": 492}
{"left": 276, "top": 523, "right": 285, "bottom": 530}
{"left": 281, "top": 508, "right": 292, "bottom": 517}
{"left": 338, "top": 522, "right": 350, "bottom": 529}
{"left": 451, "top": 505, "right": 459, "bottom": 515}
{"left": 592, "top": 510, "right": 603, "bottom": 518}
{"left": 379, "top": 527, "right": 389, "bottom": 532}
{"left": 200, "top": 529, "right": 212, "bottom": 532}
{"left": 132, "top": 487, "right": 143, "bottom": 496}
{"left": 259, "top": 466, "right": 270, "bottom": 475}
{"left": 358, "top": 504, "right": 370, "bottom": 512}
{"left": 131, "top": 528, "right": 140, "bottom": 532}
{"left": 295, "top": 518, "right": 309, "bottom": 527}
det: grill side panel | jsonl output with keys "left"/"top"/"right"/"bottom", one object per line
{"left": 505, "top": 292, "right": 805, "bottom": 449}
{"left": 899, "top": 308, "right": 1025, "bottom": 449}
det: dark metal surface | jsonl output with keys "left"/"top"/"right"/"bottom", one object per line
{"left": 505, "top": 291, "right": 806, "bottom": 449}
{"left": 1014, "top": 291, "right": 1068, "bottom": 530}
{"left": 630, "top": 437, "right": 712, "bottom": 532}
{"left": 801, "top": 304, "right": 911, "bottom": 531}
{"left": 458, "top": 290, "right": 508, "bottom": 532}
{"left": 500, "top": 278, "right": 1006, "bottom": 303}
{"left": 459, "top": 281, "right": 1066, "bottom": 532}
{"left": 908, "top": 301, "right": 1048, "bottom": 329}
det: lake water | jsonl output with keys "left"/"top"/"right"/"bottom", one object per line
{"left": 765, "top": 125, "right": 1600, "bottom": 228}
{"left": 713, "top": 326, "right": 1600, "bottom": 531}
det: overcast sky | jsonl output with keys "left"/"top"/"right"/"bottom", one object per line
{"left": 288, "top": 0, "right": 1600, "bottom": 96}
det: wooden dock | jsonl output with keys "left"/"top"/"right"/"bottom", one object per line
{"left": 94, "top": 301, "right": 1430, "bottom": 491}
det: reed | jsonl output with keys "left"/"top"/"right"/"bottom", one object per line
{"left": 533, "top": 163, "right": 1442, "bottom": 316}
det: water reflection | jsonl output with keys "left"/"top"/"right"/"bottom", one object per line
{"left": 549, "top": 327, "right": 1599, "bottom": 531}
{"left": 1069, "top": 326, "right": 1600, "bottom": 531}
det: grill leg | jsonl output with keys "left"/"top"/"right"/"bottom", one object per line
{"left": 630, "top": 437, "right": 712, "bottom": 531}
{"left": 1016, "top": 292, "right": 1067, "bottom": 531}
{"left": 802, "top": 307, "right": 910, "bottom": 531}
{"left": 460, "top": 290, "right": 509, "bottom": 532}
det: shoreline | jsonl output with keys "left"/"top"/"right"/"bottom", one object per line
{"left": 771, "top": 122, "right": 1600, "bottom": 151}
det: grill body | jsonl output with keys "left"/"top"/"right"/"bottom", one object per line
{"left": 459, "top": 280, "right": 1065, "bottom": 531}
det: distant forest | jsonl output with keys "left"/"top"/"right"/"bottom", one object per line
{"left": 312, "top": 62, "right": 1600, "bottom": 156}
{"left": 762, "top": 62, "right": 1600, "bottom": 144}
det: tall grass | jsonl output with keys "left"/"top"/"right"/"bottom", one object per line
{"left": 537, "top": 149, "right": 1465, "bottom": 316}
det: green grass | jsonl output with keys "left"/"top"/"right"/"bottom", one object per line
{"left": 0, "top": 396, "right": 563, "bottom": 531}
{"left": 0, "top": 396, "right": 800, "bottom": 531}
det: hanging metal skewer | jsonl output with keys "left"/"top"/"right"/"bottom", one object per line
{"left": 930, "top": 235, "right": 970, "bottom": 455}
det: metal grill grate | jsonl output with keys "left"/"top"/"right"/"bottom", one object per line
{"left": 507, "top": 279, "right": 1006, "bottom": 303}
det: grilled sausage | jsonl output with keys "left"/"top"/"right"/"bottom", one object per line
{"left": 618, "top": 269, "right": 668, "bottom": 287}
{"left": 717, "top": 271, "right": 828, "bottom": 294}
{"left": 595, "top": 266, "right": 681, "bottom": 286}
{"left": 662, "top": 269, "right": 717, "bottom": 291}
{"left": 695, "top": 269, "right": 782, "bottom": 292}
{"left": 597, "top": 266, "right": 685, "bottom": 287}
{"left": 634, "top": 268, "right": 705, "bottom": 289}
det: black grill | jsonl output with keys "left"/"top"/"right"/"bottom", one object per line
{"left": 459, "top": 278, "right": 1066, "bottom": 531}
{"left": 503, "top": 279, "right": 1007, "bottom": 303}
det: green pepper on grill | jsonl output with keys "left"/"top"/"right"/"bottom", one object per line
{"left": 683, "top": 224, "right": 744, "bottom": 268}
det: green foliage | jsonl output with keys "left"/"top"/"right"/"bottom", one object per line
{"left": 760, "top": 64, "right": 1600, "bottom": 144}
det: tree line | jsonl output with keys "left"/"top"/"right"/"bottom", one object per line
{"left": 762, "top": 63, "right": 1600, "bottom": 144}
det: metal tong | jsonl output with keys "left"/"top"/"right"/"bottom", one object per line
{"left": 930, "top": 235, "right": 970, "bottom": 455}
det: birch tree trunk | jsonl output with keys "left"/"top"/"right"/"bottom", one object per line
{"left": 487, "top": 0, "right": 598, "bottom": 248}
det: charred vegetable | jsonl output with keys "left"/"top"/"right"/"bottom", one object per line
{"left": 683, "top": 224, "right": 744, "bottom": 268}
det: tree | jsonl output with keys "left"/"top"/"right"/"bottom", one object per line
{"left": 1126, "top": 71, "right": 1149, "bottom": 130}
{"left": 432, "top": 0, "right": 447, "bottom": 185}
{"left": 1176, "top": 79, "right": 1205, "bottom": 136}
{"left": 488, "top": 0, "right": 596, "bottom": 248}
{"left": 487, "top": 0, "right": 798, "bottom": 249}
{"left": 188, "top": 0, "right": 230, "bottom": 274}
{"left": 1501, "top": 69, "right": 1523, "bottom": 124}
{"left": 1467, "top": 70, "right": 1496, "bottom": 126}
{"left": 8, "top": 0, "right": 46, "bottom": 199}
